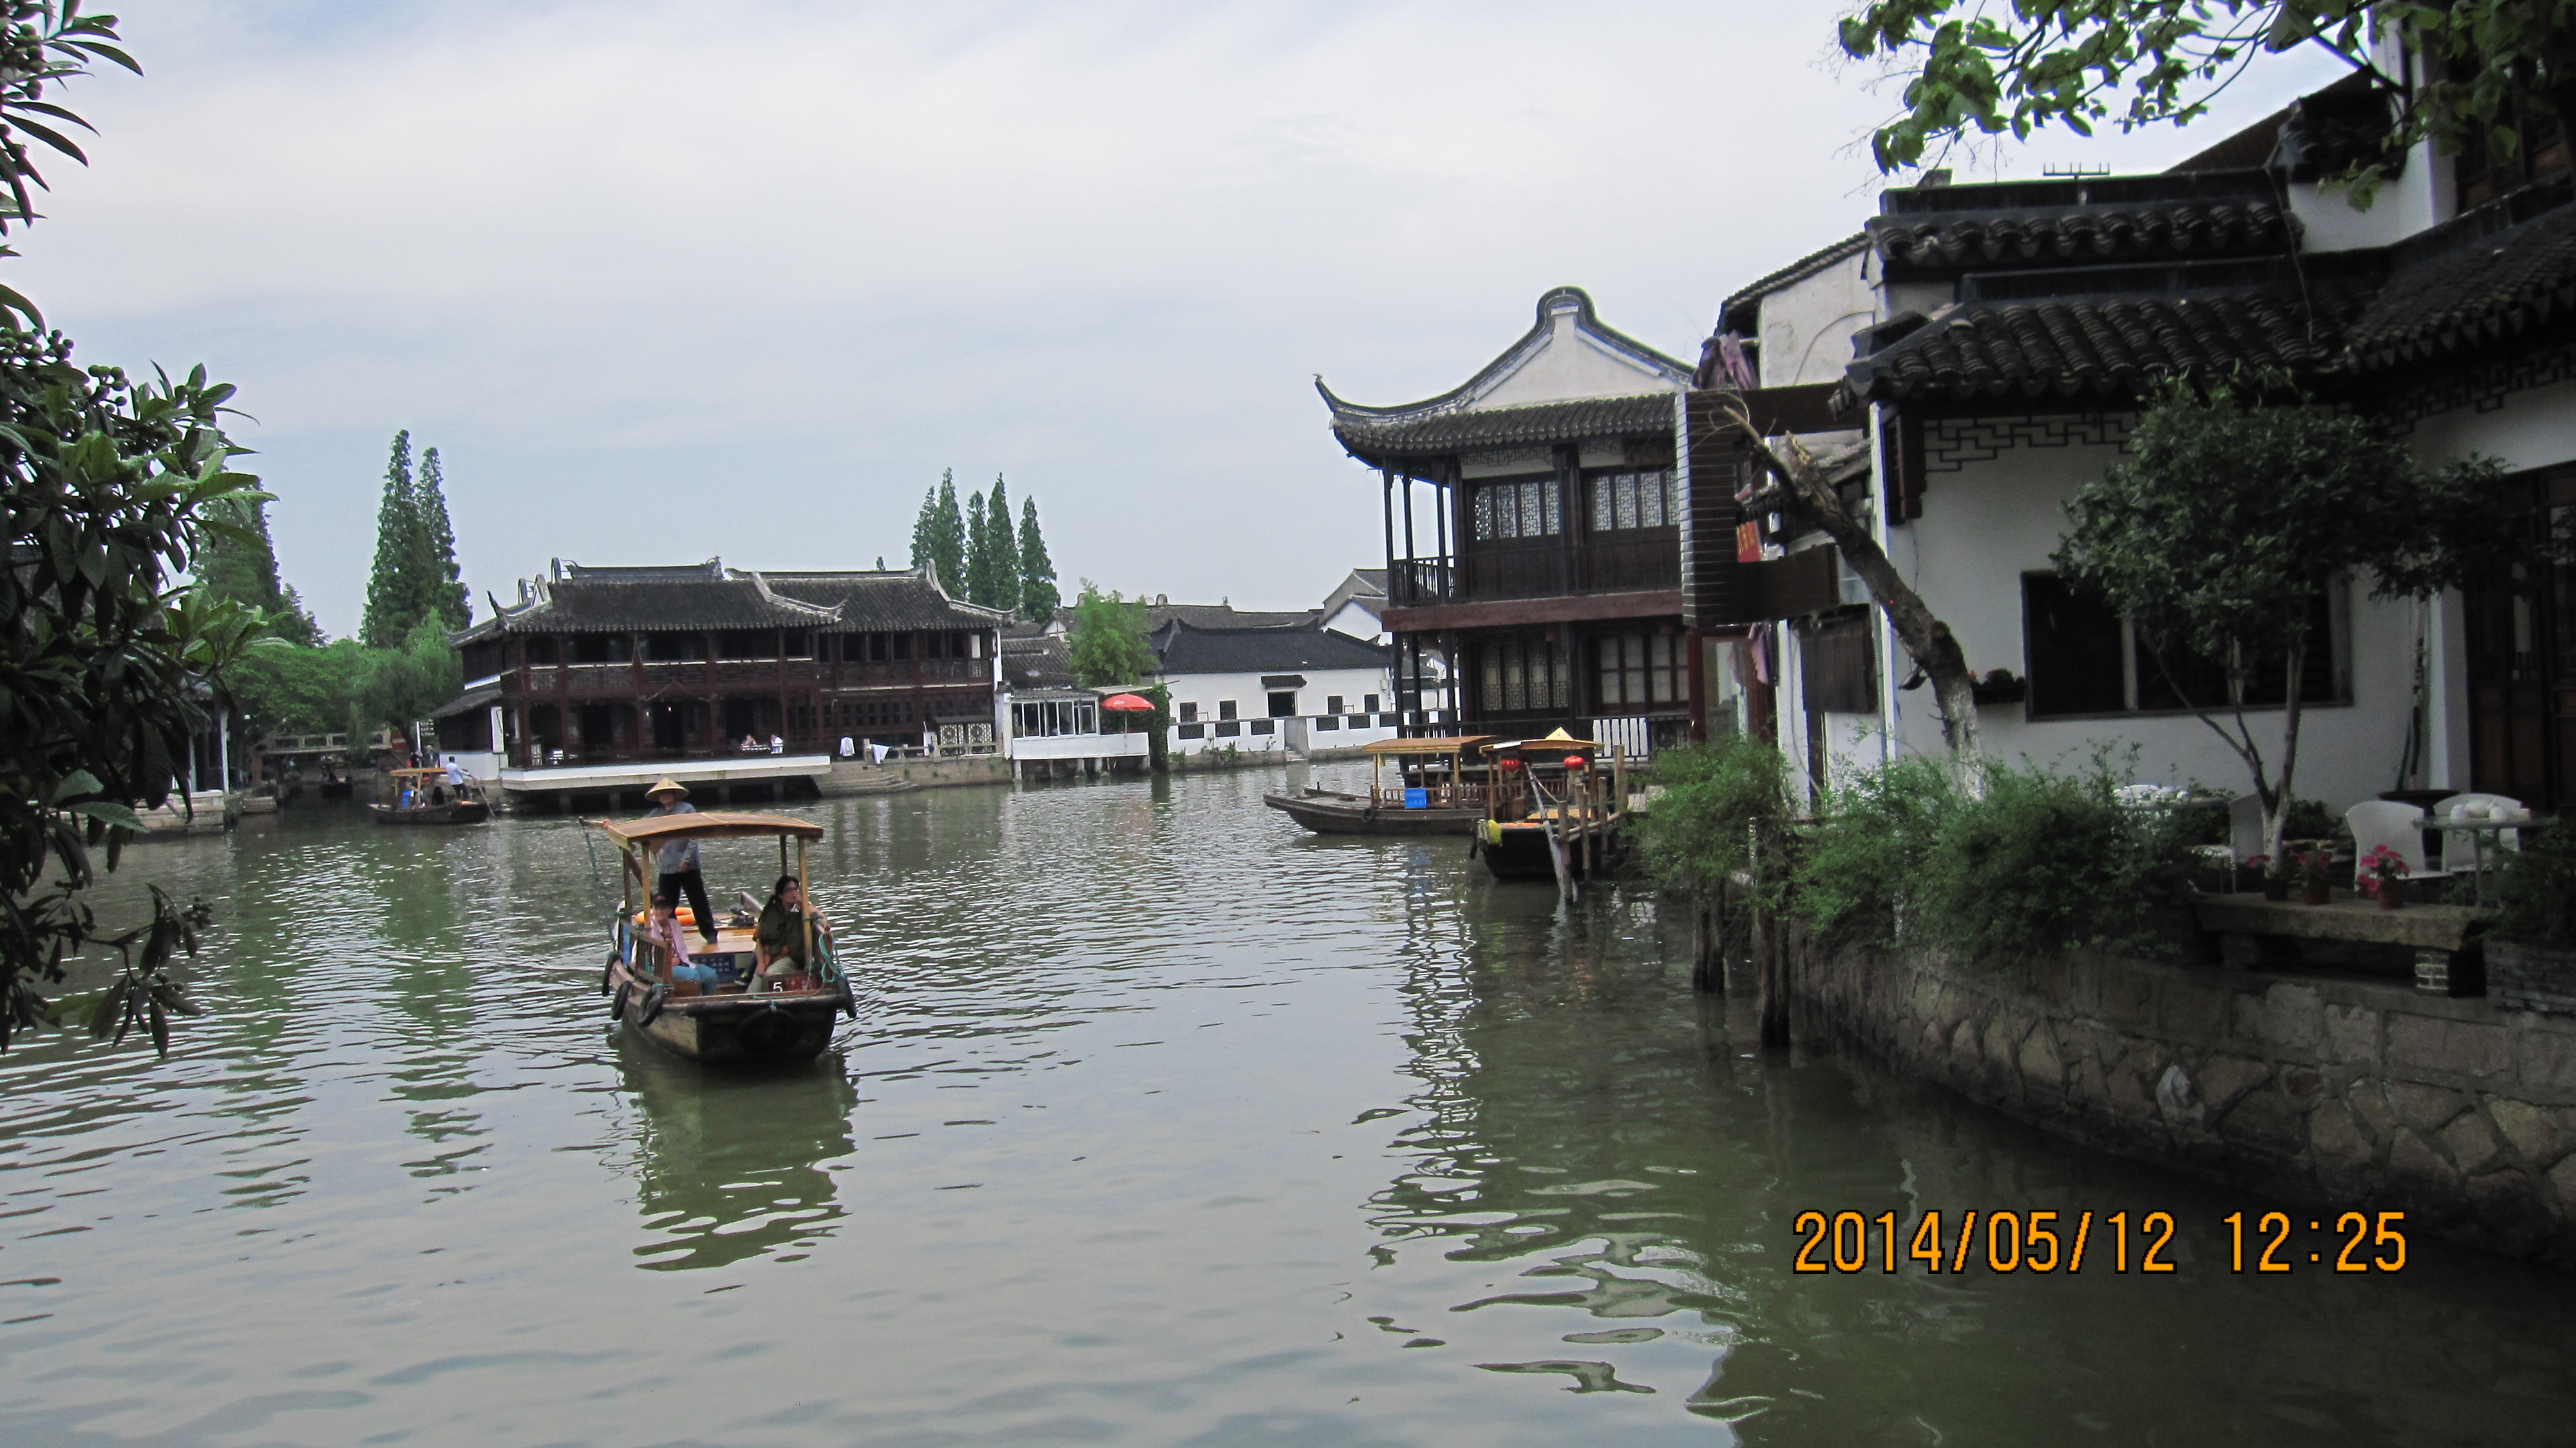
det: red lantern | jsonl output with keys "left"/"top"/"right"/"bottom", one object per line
{"left": 1562, "top": 755, "right": 1586, "bottom": 770}
{"left": 1499, "top": 757, "right": 1522, "bottom": 772}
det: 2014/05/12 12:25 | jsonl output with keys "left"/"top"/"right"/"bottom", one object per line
{"left": 1788, "top": 1210, "right": 2410, "bottom": 1275}
{"left": 2227, "top": 1210, "right": 2410, "bottom": 1273}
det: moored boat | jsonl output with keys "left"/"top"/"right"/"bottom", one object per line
{"left": 1473, "top": 731, "right": 1632, "bottom": 889}
{"left": 1262, "top": 735, "right": 1496, "bottom": 835}
{"left": 587, "top": 810, "right": 852, "bottom": 1067}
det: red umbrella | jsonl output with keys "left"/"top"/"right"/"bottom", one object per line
{"left": 1101, "top": 694, "right": 1155, "bottom": 712}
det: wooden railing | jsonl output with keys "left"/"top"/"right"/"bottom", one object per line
{"left": 1388, "top": 533, "right": 1680, "bottom": 605}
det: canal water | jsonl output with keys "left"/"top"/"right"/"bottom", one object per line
{"left": 3, "top": 765, "right": 2571, "bottom": 1447}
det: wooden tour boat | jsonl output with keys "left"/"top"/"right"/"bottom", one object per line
{"left": 1262, "top": 735, "right": 1497, "bottom": 835}
{"left": 587, "top": 811, "right": 852, "bottom": 1067}
{"left": 368, "top": 767, "right": 493, "bottom": 825}
{"left": 1473, "top": 731, "right": 1632, "bottom": 895}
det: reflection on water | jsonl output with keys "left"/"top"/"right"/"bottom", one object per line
{"left": 0, "top": 768, "right": 2571, "bottom": 1447}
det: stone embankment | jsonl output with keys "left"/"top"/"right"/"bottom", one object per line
{"left": 1796, "top": 936, "right": 2576, "bottom": 1264}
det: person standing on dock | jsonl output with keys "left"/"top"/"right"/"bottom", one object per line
{"left": 643, "top": 778, "right": 719, "bottom": 950}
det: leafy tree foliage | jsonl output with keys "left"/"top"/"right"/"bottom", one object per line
{"left": 354, "top": 617, "right": 462, "bottom": 737}
{"left": 1065, "top": 582, "right": 1154, "bottom": 689}
{"left": 1017, "top": 495, "right": 1059, "bottom": 623}
{"left": 1840, "top": 1, "right": 2576, "bottom": 203}
{"left": 2053, "top": 371, "right": 2521, "bottom": 860}
{"left": 2, "top": 3, "right": 266, "bottom": 1054}
{"left": 194, "top": 491, "right": 318, "bottom": 645}
{"left": 222, "top": 638, "right": 370, "bottom": 738}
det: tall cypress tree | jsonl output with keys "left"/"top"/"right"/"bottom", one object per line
{"left": 909, "top": 485, "right": 940, "bottom": 575}
{"left": 964, "top": 490, "right": 993, "bottom": 607}
{"left": 933, "top": 468, "right": 966, "bottom": 595}
{"left": 1018, "top": 495, "right": 1059, "bottom": 624}
{"left": 361, "top": 431, "right": 418, "bottom": 648}
{"left": 983, "top": 474, "right": 1019, "bottom": 617}
{"left": 198, "top": 493, "right": 319, "bottom": 644}
{"left": 415, "top": 446, "right": 470, "bottom": 629}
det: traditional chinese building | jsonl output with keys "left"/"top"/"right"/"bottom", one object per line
{"left": 442, "top": 559, "right": 1005, "bottom": 805}
{"left": 1320, "top": 286, "right": 1695, "bottom": 755}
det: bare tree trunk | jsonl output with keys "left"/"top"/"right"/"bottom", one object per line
{"left": 2268, "top": 639, "right": 2308, "bottom": 863}
{"left": 1707, "top": 395, "right": 1982, "bottom": 763}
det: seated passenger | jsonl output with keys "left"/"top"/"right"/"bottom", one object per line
{"left": 645, "top": 893, "right": 719, "bottom": 993}
{"left": 753, "top": 874, "right": 831, "bottom": 991}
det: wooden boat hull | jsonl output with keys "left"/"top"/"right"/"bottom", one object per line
{"left": 368, "top": 799, "right": 491, "bottom": 825}
{"left": 605, "top": 958, "right": 844, "bottom": 1066}
{"left": 1261, "top": 789, "right": 1482, "bottom": 836}
{"left": 1475, "top": 818, "right": 1628, "bottom": 882}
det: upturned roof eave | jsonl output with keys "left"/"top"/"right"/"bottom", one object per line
{"left": 1316, "top": 287, "right": 1690, "bottom": 424}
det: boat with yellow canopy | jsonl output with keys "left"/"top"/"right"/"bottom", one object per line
{"left": 1473, "top": 730, "right": 1631, "bottom": 891}
{"left": 585, "top": 811, "right": 851, "bottom": 1065}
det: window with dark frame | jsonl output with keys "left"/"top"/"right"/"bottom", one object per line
{"left": 2022, "top": 571, "right": 2349, "bottom": 718}
{"left": 1472, "top": 477, "right": 1562, "bottom": 540}
{"left": 1266, "top": 691, "right": 1296, "bottom": 718}
{"left": 1218, "top": 700, "right": 1238, "bottom": 720}
{"left": 1584, "top": 470, "right": 1677, "bottom": 533}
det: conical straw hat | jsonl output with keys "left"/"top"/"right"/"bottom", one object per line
{"left": 647, "top": 777, "right": 689, "bottom": 798}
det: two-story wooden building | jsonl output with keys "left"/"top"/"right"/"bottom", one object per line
{"left": 1320, "top": 286, "right": 1696, "bottom": 755}
{"left": 443, "top": 559, "right": 1005, "bottom": 803}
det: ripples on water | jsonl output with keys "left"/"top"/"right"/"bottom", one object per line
{"left": 2, "top": 765, "right": 2571, "bottom": 1446}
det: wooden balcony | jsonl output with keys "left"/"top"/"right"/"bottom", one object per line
{"left": 1389, "top": 535, "right": 1678, "bottom": 605}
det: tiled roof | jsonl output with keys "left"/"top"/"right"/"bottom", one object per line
{"left": 1150, "top": 621, "right": 1388, "bottom": 678}
{"left": 757, "top": 570, "right": 1010, "bottom": 632}
{"left": 1872, "top": 198, "right": 2295, "bottom": 274}
{"left": 2347, "top": 191, "right": 2576, "bottom": 372}
{"left": 999, "top": 633, "right": 1079, "bottom": 691}
{"left": 1332, "top": 392, "right": 1676, "bottom": 463}
{"left": 1842, "top": 281, "right": 2369, "bottom": 406}
{"left": 488, "top": 565, "right": 1006, "bottom": 634}
{"left": 496, "top": 576, "right": 837, "bottom": 634}
{"left": 1723, "top": 232, "right": 1870, "bottom": 306}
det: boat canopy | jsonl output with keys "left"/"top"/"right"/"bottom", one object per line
{"left": 1360, "top": 736, "right": 1499, "bottom": 756}
{"left": 590, "top": 812, "right": 826, "bottom": 846}
{"left": 1482, "top": 734, "right": 1603, "bottom": 754}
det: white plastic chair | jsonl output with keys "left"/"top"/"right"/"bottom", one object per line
{"left": 2430, "top": 792, "right": 2523, "bottom": 875}
{"left": 2345, "top": 801, "right": 2454, "bottom": 894}
{"left": 2228, "top": 794, "right": 2267, "bottom": 861}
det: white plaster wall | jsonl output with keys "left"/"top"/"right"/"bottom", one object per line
{"left": 1473, "top": 303, "right": 1681, "bottom": 409}
{"left": 1886, "top": 438, "right": 2421, "bottom": 812}
{"left": 1164, "top": 665, "right": 1396, "bottom": 756}
{"left": 2406, "top": 373, "right": 2576, "bottom": 475}
{"left": 1323, "top": 599, "right": 1384, "bottom": 642}
{"left": 1758, "top": 254, "right": 1879, "bottom": 389}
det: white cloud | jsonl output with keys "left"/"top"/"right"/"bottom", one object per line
{"left": 14, "top": 0, "right": 2347, "bottom": 633}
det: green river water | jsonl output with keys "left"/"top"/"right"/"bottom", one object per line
{"left": 3, "top": 763, "right": 2572, "bottom": 1447}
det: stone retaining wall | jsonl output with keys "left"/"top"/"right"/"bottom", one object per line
{"left": 1794, "top": 935, "right": 2576, "bottom": 1265}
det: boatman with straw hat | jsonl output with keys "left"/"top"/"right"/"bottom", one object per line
{"left": 642, "top": 778, "right": 719, "bottom": 951}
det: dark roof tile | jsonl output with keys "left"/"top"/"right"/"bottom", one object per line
{"left": 2348, "top": 193, "right": 2576, "bottom": 371}
{"left": 1150, "top": 621, "right": 1388, "bottom": 677}
{"left": 759, "top": 570, "right": 1010, "bottom": 631}
{"left": 1332, "top": 392, "right": 1676, "bottom": 464}
{"left": 1842, "top": 282, "right": 2370, "bottom": 406}
{"left": 1873, "top": 199, "right": 2296, "bottom": 275}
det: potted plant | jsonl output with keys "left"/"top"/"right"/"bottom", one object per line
{"left": 2488, "top": 821, "right": 2576, "bottom": 1014}
{"left": 2290, "top": 848, "right": 2331, "bottom": 906}
{"left": 2357, "top": 844, "right": 2409, "bottom": 910}
{"left": 2246, "top": 853, "right": 2289, "bottom": 902}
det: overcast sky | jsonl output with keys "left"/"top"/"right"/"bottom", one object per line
{"left": 17, "top": 1, "right": 2347, "bottom": 636}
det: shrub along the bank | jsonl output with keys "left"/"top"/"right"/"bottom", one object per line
{"left": 1646, "top": 739, "right": 2202, "bottom": 963}
{"left": 1636, "top": 734, "right": 1793, "bottom": 908}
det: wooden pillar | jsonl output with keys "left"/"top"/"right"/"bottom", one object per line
{"left": 1381, "top": 468, "right": 1397, "bottom": 591}
{"left": 1401, "top": 473, "right": 1416, "bottom": 570}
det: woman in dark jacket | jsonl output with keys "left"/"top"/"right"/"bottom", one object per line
{"left": 753, "top": 874, "right": 831, "bottom": 990}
